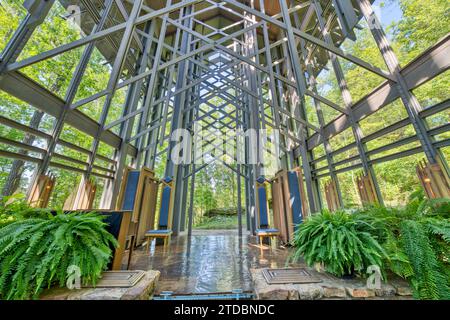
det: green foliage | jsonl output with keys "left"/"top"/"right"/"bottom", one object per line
{"left": 355, "top": 198, "right": 450, "bottom": 300}
{"left": 204, "top": 208, "right": 239, "bottom": 217}
{"left": 400, "top": 220, "right": 450, "bottom": 299}
{"left": 0, "top": 1, "right": 121, "bottom": 206}
{"left": 0, "top": 194, "right": 51, "bottom": 228}
{"left": 0, "top": 210, "right": 118, "bottom": 300}
{"left": 292, "top": 198, "right": 450, "bottom": 300}
{"left": 291, "top": 210, "right": 387, "bottom": 278}
{"left": 314, "top": 0, "right": 450, "bottom": 208}
{"left": 390, "top": 0, "right": 450, "bottom": 64}
{"left": 194, "top": 215, "right": 239, "bottom": 230}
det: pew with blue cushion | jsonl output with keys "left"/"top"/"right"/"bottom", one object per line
{"left": 144, "top": 177, "right": 174, "bottom": 251}
{"left": 255, "top": 228, "right": 281, "bottom": 247}
{"left": 255, "top": 177, "right": 280, "bottom": 246}
{"left": 117, "top": 167, "right": 160, "bottom": 255}
{"left": 144, "top": 229, "right": 173, "bottom": 251}
{"left": 270, "top": 168, "right": 308, "bottom": 244}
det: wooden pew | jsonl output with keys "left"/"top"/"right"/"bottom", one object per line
{"left": 270, "top": 168, "right": 308, "bottom": 244}
{"left": 116, "top": 167, "right": 160, "bottom": 247}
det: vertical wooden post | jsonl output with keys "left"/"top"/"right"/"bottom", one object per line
{"left": 64, "top": 179, "right": 97, "bottom": 210}
{"left": 271, "top": 175, "right": 290, "bottom": 244}
{"left": 325, "top": 179, "right": 341, "bottom": 212}
{"left": 27, "top": 174, "right": 55, "bottom": 208}
{"left": 293, "top": 167, "right": 309, "bottom": 219}
{"left": 417, "top": 159, "right": 450, "bottom": 199}
{"left": 357, "top": 172, "right": 379, "bottom": 205}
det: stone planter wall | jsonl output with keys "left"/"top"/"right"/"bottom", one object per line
{"left": 251, "top": 269, "right": 413, "bottom": 300}
{"left": 40, "top": 270, "right": 160, "bottom": 300}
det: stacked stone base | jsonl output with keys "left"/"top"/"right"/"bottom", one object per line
{"left": 251, "top": 269, "right": 413, "bottom": 300}
{"left": 40, "top": 270, "right": 160, "bottom": 300}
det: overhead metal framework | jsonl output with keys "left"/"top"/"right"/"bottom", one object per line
{"left": 0, "top": 0, "right": 449, "bottom": 235}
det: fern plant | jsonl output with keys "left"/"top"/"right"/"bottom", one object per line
{"left": 355, "top": 198, "right": 450, "bottom": 300}
{"left": 400, "top": 219, "right": 450, "bottom": 300}
{"left": 0, "top": 211, "right": 118, "bottom": 300}
{"left": 291, "top": 210, "right": 387, "bottom": 278}
{"left": 0, "top": 194, "right": 51, "bottom": 228}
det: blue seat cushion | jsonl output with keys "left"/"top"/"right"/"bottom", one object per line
{"left": 256, "top": 228, "right": 280, "bottom": 235}
{"left": 145, "top": 230, "right": 173, "bottom": 236}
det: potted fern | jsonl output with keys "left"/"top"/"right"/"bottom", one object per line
{"left": 357, "top": 197, "right": 450, "bottom": 300}
{"left": 0, "top": 199, "right": 118, "bottom": 300}
{"left": 291, "top": 210, "right": 387, "bottom": 279}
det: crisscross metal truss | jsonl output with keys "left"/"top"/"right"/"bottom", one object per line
{"left": 0, "top": 0, "right": 448, "bottom": 233}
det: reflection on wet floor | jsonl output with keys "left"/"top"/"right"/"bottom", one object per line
{"left": 129, "top": 229, "right": 305, "bottom": 294}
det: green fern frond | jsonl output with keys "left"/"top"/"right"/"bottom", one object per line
{"left": 0, "top": 212, "right": 117, "bottom": 300}
{"left": 400, "top": 220, "right": 450, "bottom": 300}
{"left": 291, "top": 210, "right": 386, "bottom": 278}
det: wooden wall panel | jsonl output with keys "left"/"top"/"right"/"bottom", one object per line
{"left": 417, "top": 159, "right": 450, "bottom": 199}
{"left": 64, "top": 179, "right": 96, "bottom": 210}
{"left": 28, "top": 174, "right": 55, "bottom": 208}
{"left": 325, "top": 179, "right": 340, "bottom": 212}
{"left": 357, "top": 172, "right": 379, "bottom": 205}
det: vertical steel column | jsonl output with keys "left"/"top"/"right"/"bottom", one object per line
{"left": 85, "top": 0, "right": 143, "bottom": 178}
{"left": 233, "top": 41, "right": 248, "bottom": 237}
{"left": 240, "top": 71, "right": 254, "bottom": 232}
{"left": 313, "top": 0, "right": 383, "bottom": 205}
{"left": 0, "top": 0, "right": 55, "bottom": 73}
{"left": 231, "top": 42, "right": 244, "bottom": 237}
{"left": 259, "top": 0, "right": 289, "bottom": 172}
{"left": 146, "top": 25, "right": 182, "bottom": 170}
{"left": 178, "top": 38, "right": 199, "bottom": 233}
{"left": 186, "top": 57, "right": 204, "bottom": 236}
{"left": 187, "top": 163, "right": 196, "bottom": 237}
{"left": 101, "top": 19, "right": 157, "bottom": 209}
{"left": 243, "top": 8, "right": 266, "bottom": 230}
{"left": 243, "top": 10, "right": 263, "bottom": 175}
{"left": 164, "top": 5, "right": 194, "bottom": 235}
{"left": 358, "top": 0, "right": 446, "bottom": 171}
{"left": 237, "top": 162, "right": 243, "bottom": 237}
{"left": 187, "top": 59, "right": 203, "bottom": 236}
{"left": 239, "top": 37, "right": 257, "bottom": 233}
{"left": 157, "top": 48, "right": 180, "bottom": 150}
{"left": 280, "top": 40, "right": 300, "bottom": 165}
{"left": 273, "top": 46, "right": 294, "bottom": 169}
{"left": 143, "top": 69, "right": 167, "bottom": 169}
{"left": 249, "top": 3, "right": 267, "bottom": 178}
{"left": 135, "top": 1, "right": 173, "bottom": 167}
{"left": 278, "top": 0, "right": 318, "bottom": 213}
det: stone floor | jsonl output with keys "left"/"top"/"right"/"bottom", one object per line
{"left": 128, "top": 229, "right": 304, "bottom": 295}
{"left": 126, "top": 230, "right": 413, "bottom": 300}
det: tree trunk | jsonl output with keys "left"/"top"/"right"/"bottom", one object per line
{"left": 1, "top": 111, "right": 45, "bottom": 197}
{"left": 1, "top": 75, "right": 64, "bottom": 198}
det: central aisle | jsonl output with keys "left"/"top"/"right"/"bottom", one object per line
{"left": 130, "top": 230, "right": 303, "bottom": 295}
